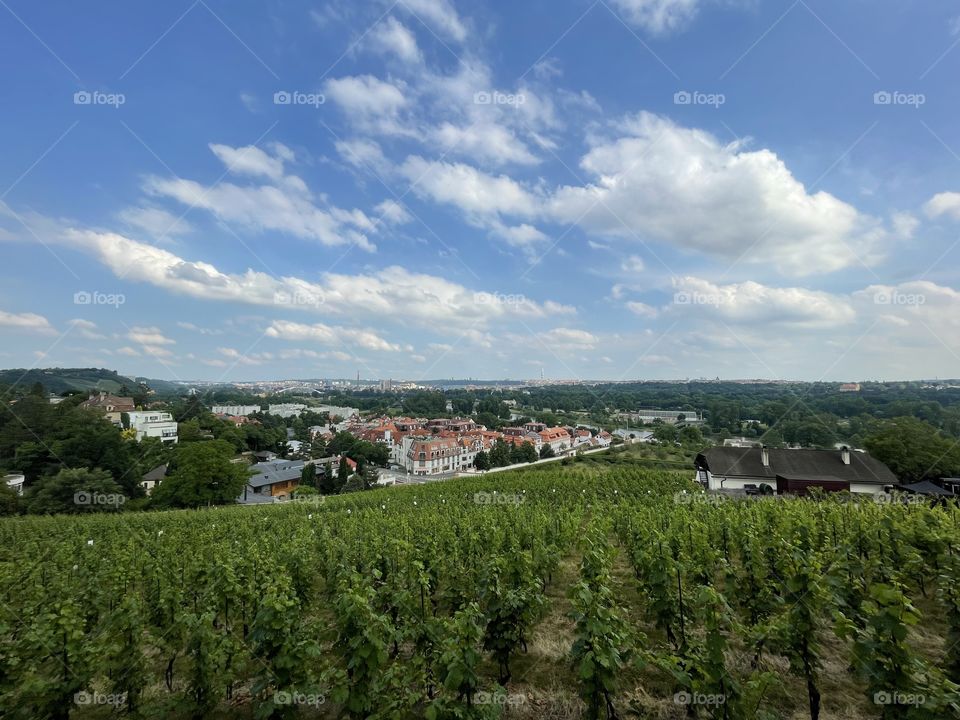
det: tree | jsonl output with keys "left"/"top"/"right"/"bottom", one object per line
{"left": 0, "top": 481, "right": 19, "bottom": 516}
{"left": 300, "top": 463, "right": 317, "bottom": 490}
{"left": 26, "top": 468, "right": 125, "bottom": 514}
{"left": 336, "top": 456, "right": 350, "bottom": 491}
{"left": 473, "top": 450, "right": 490, "bottom": 471}
{"left": 864, "top": 417, "right": 960, "bottom": 482}
{"left": 539, "top": 444, "right": 555, "bottom": 459}
{"left": 652, "top": 423, "right": 678, "bottom": 444}
{"left": 150, "top": 441, "right": 248, "bottom": 508}
{"left": 319, "top": 460, "right": 337, "bottom": 495}
{"left": 678, "top": 425, "right": 703, "bottom": 446}
{"left": 489, "top": 439, "right": 512, "bottom": 467}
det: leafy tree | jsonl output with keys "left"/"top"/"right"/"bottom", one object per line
{"left": 151, "top": 440, "right": 248, "bottom": 508}
{"left": 26, "top": 468, "right": 125, "bottom": 514}
{"left": 864, "top": 417, "right": 960, "bottom": 482}
{"left": 473, "top": 450, "right": 490, "bottom": 471}
{"left": 319, "top": 461, "right": 337, "bottom": 495}
{"left": 300, "top": 463, "right": 317, "bottom": 490}
{"left": 539, "top": 444, "right": 555, "bottom": 459}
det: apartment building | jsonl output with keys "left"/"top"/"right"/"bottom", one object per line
{"left": 127, "top": 411, "right": 178, "bottom": 443}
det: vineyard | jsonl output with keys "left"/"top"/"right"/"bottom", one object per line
{"left": 1, "top": 464, "right": 959, "bottom": 719}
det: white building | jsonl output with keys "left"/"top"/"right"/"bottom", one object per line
{"left": 267, "top": 403, "right": 307, "bottom": 418}
{"left": 212, "top": 404, "right": 261, "bottom": 416}
{"left": 4, "top": 473, "right": 24, "bottom": 495}
{"left": 127, "top": 411, "right": 179, "bottom": 443}
{"left": 313, "top": 404, "right": 360, "bottom": 420}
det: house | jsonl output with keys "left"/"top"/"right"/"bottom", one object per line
{"left": 81, "top": 392, "right": 135, "bottom": 426}
{"left": 572, "top": 428, "right": 593, "bottom": 446}
{"left": 211, "top": 404, "right": 261, "bottom": 416}
{"left": 4, "top": 473, "right": 24, "bottom": 495}
{"left": 594, "top": 431, "right": 612, "bottom": 447}
{"left": 523, "top": 422, "right": 547, "bottom": 434}
{"left": 406, "top": 437, "right": 463, "bottom": 476}
{"left": 723, "top": 437, "right": 763, "bottom": 448}
{"left": 839, "top": 383, "right": 862, "bottom": 393}
{"left": 242, "top": 459, "right": 305, "bottom": 501}
{"left": 253, "top": 450, "right": 278, "bottom": 463}
{"left": 140, "top": 464, "right": 167, "bottom": 494}
{"left": 126, "top": 411, "right": 178, "bottom": 443}
{"left": 613, "top": 429, "right": 654, "bottom": 443}
{"left": 694, "top": 446, "right": 897, "bottom": 495}
{"left": 267, "top": 403, "right": 307, "bottom": 418}
{"left": 538, "top": 427, "right": 572, "bottom": 454}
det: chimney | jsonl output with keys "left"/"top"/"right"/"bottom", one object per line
{"left": 841, "top": 446, "right": 851, "bottom": 465}
{"left": 761, "top": 446, "right": 770, "bottom": 468}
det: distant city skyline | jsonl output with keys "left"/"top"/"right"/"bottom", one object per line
{"left": 1, "top": 1, "right": 960, "bottom": 380}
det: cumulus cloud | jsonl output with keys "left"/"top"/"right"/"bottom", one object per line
{"left": 144, "top": 143, "right": 377, "bottom": 252}
{"left": 611, "top": 0, "right": 704, "bottom": 34}
{"left": 128, "top": 326, "right": 175, "bottom": 346}
{"left": 668, "top": 277, "right": 857, "bottom": 328}
{"left": 398, "top": 0, "right": 468, "bottom": 41}
{"left": 924, "top": 192, "right": 960, "bottom": 220}
{"left": 368, "top": 17, "right": 422, "bottom": 63}
{"left": 68, "top": 318, "right": 105, "bottom": 339}
{"left": 0, "top": 309, "right": 56, "bottom": 335}
{"left": 547, "top": 113, "right": 896, "bottom": 276}
{"left": 265, "top": 320, "right": 404, "bottom": 352}
{"left": 117, "top": 205, "right": 192, "bottom": 240}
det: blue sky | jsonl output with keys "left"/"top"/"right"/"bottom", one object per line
{"left": 2, "top": 0, "right": 960, "bottom": 382}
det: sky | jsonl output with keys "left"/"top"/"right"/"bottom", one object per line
{"left": 1, "top": 0, "right": 960, "bottom": 383}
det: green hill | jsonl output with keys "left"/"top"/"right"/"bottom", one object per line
{"left": 0, "top": 367, "right": 140, "bottom": 395}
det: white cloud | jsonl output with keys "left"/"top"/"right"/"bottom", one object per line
{"left": 398, "top": 0, "right": 467, "bottom": 41}
{"left": 621, "top": 255, "right": 645, "bottom": 273}
{"left": 401, "top": 155, "right": 540, "bottom": 218}
{"left": 145, "top": 143, "right": 376, "bottom": 252}
{"left": 117, "top": 205, "right": 192, "bottom": 239}
{"left": 0, "top": 309, "right": 55, "bottom": 335}
{"left": 611, "top": 0, "right": 705, "bottom": 34}
{"left": 538, "top": 327, "right": 598, "bottom": 349}
{"left": 626, "top": 301, "right": 658, "bottom": 318}
{"left": 369, "top": 17, "right": 422, "bottom": 63}
{"left": 373, "top": 199, "right": 413, "bottom": 226}
{"left": 208, "top": 143, "right": 288, "bottom": 181}
{"left": 68, "top": 318, "right": 105, "bottom": 339}
{"left": 116, "top": 346, "right": 140, "bottom": 357}
{"left": 924, "top": 192, "right": 960, "bottom": 220}
{"left": 128, "top": 326, "right": 175, "bottom": 346}
{"left": 265, "top": 320, "right": 403, "bottom": 352}
{"left": 668, "top": 277, "right": 856, "bottom": 328}
{"left": 176, "top": 321, "right": 222, "bottom": 335}
{"left": 547, "top": 113, "right": 896, "bottom": 276}
{"left": 324, "top": 75, "right": 409, "bottom": 132}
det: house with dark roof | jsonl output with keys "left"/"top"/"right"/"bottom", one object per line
{"left": 695, "top": 446, "right": 897, "bottom": 496}
{"left": 239, "top": 459, "right": 304, "bottom": 503}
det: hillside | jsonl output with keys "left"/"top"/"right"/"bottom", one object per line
{"left": 1, "top": 458, "right": 958, "bottom": 719}
{"left": 0, "top": 367, "right": 140, "bottom": 395}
